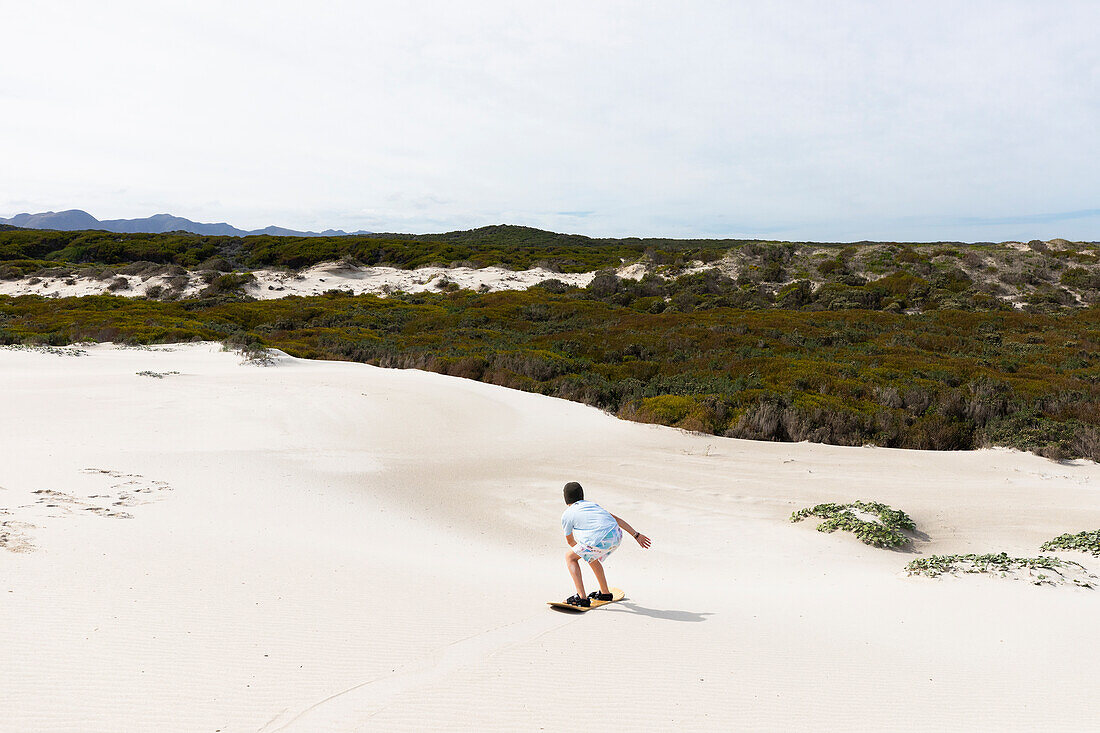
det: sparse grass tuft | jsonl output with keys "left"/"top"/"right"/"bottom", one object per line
{"left": 221, "top": 332, "right": 276, "bottom": 365}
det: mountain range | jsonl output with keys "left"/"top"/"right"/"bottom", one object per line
{"left": 0, "top": 210, "right": 370, "bottom": 237}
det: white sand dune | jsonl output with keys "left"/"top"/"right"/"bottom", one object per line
{"left": 0, "top": 261, "right": 648, "bottom": 300}
{"left": 2, "top": 343, "right": 1099, "bottom": 732}
{"left": 247, "top": 263, "right": 612, "bottom": 298}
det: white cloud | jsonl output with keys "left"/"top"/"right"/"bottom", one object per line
{"left": 2, "top": 0, "right": 1098, "bottom": 241}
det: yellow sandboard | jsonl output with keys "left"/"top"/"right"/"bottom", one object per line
{"left": 548, "top": 587, "right": 625, "bottom": 613}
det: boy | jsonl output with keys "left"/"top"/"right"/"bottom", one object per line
{"left": 560, "top": 481, "right": 651, "bottom": 607}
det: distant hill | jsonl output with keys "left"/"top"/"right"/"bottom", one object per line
{"left": 4, "top": 210, "right": 101, "bottom": 230}
{"left": 0, "top": 210, "right": 370, "bottom": 237}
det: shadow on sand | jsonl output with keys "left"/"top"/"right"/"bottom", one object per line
{"left": 889, "top": 528, "right": 933, "bottom": 555}
{"left": 604, "top": 600, "right": 713, "bottom": 623}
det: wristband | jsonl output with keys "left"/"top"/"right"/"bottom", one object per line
{"left": 633, "top": 531, "right": 639, "bottom": 538}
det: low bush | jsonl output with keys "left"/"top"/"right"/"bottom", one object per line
{"left": 1061, "top": 267, "right": 1100, "bottom": 290}
{"left": 199, "top": 272, "right": 256, "bottom": 298}
{"left": 634, "top": 394, "right": 698, "bottom": 425}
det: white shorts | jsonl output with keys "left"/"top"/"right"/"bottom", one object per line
{"left": 571, "top": 526, "right": 622, "bottom": 563}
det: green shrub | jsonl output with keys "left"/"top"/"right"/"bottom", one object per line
{"left": 199, "top": 272, "right": 256, "bottom": 298}
{"left": 634, "top": 394, "right": 698, "bottom": 424}
{"left": 1061, "top": 267, "right": 1100, "bottom": 290}
{"left": 870, "top": 272, "right": 929, "bottom": 298}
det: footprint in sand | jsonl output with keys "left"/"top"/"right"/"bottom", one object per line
{"left": 0, "top": 519, "right": 37, "bottom": 553}
{"left": 0, "top": 470, "right": 172, "bottom": 552}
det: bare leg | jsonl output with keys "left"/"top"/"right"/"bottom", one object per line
{"left": 565, "top": 548, "right": 585, "bottom": 597}
{"left": 588, "top": 559, "right": 611, "bottom": 595}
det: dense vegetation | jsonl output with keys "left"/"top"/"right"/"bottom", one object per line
{"left": 2, "top": 286, "right": 1098, "bottom": 459}
{"left": 0, "top": 225, "right": 740, "bottom": 274}
{"left": 3, "top": 227, "right": 1098, "bottom": 315}
{"left": 2, "top": 226, "right": 1097, "bottom": 458}
{"left": 790, "top": 502, "right": 917, "bottom": 547}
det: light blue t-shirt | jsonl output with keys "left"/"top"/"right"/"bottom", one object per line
{"left": 561, "top": 500, "right": 618, "bottom": 545}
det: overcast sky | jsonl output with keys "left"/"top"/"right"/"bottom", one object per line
{"left": 2, "top": 1, "right": 1098, "bottom": 241}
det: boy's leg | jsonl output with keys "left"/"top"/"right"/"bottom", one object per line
{"left": 565, "top": 548, "right": 585, "bottom": 597}
{"left": 588, "top": 559, "right": 611, "bottom": 595}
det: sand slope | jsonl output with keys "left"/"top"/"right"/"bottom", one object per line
{"left": 2, "top": 343, "right": 1098, "bottom": 732}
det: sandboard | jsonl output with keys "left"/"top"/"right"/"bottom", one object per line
{"left": 548, "top": 587, "right": 625, "bottom": 613}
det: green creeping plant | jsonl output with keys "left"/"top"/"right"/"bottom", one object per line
{"left": 905, "top": 552, "right": 1086, "bottom": 581}
{"left": 790, "top": 501, "right": 917, "bottom": 548}
{"left": 1041, "top": 530, "right": 1100, "bottom": 557}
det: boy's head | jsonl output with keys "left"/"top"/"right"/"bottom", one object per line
{"left": 563, "top": 481, "right": 584, "bottom": 505}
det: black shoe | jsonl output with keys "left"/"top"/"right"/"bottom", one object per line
{"left": 588, "top": 590, "right": 613, "bottom": 601}
{"left": 565, "top": 594, "right": 591, "bottom": 607}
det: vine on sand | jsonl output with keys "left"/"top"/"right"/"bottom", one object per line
{"left": 790, "top": 501, "right": 916, "bottom": 548}
{"left": 1041, "top": 530, "right": 1100, "bottom": 557}
{"left": 906, "top": 552, "right": 1093, "bottom": 587}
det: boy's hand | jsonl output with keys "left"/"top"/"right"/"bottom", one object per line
{"left": 634, "top": 533, "right": 651, "bottom": 549}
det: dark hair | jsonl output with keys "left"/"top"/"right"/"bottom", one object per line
{"left": 563, "top": 481, "right": 584, "bottom": 504}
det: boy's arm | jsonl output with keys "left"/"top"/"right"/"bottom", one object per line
{"left": 565, "top": 533, "right": 577, "bottom": 547}
{"left": 610, "top": 514, "right": 652, "bottom": 549}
